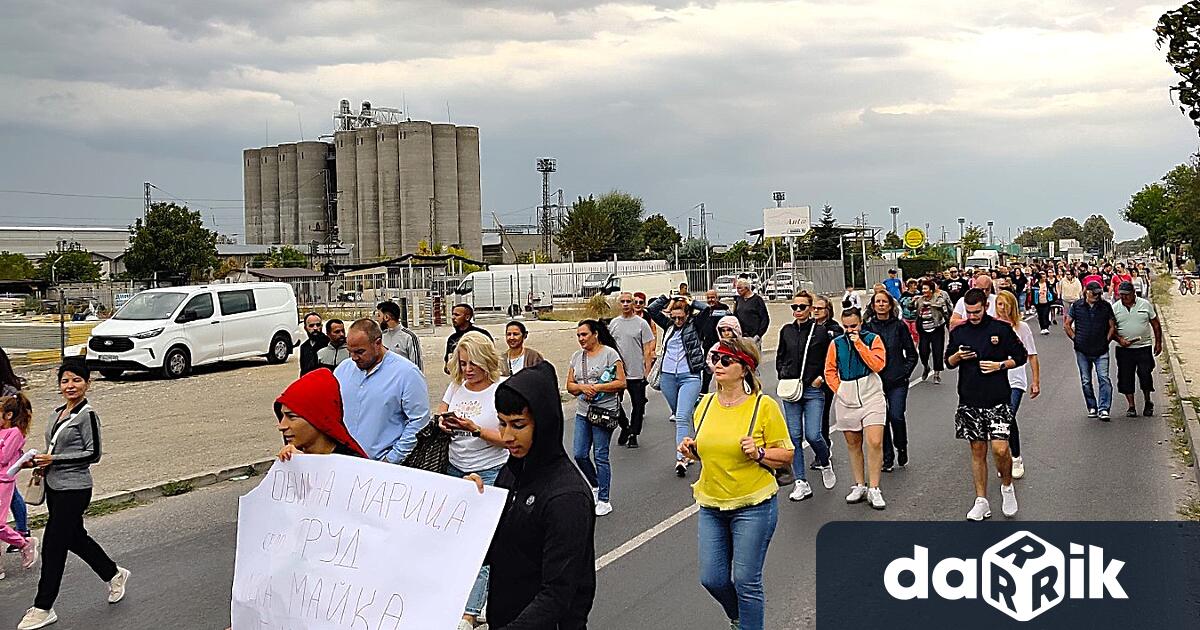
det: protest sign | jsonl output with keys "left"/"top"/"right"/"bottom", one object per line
{"left": 230, "top": 454, "right": 508, "bottom": 630}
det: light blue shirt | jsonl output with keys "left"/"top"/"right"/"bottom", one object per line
{"left": 662, "top": 326, "right": 689, "bottom": 375}
{"left": 334, "top": 350, "right": 431, "bottom": 464}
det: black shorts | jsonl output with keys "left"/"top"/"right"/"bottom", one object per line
{"left": 1115, "top": 346, "right": 1155, "bottom": 394}
{"left": 955, "top": 404, "right": 1012, "bottom": 442}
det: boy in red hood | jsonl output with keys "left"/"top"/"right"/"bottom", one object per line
{"left": 274, "top": 368, "right": 367, "bottom": 460}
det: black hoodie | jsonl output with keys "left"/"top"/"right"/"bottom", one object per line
{"left": 486, "top": 362, "right": 596, "bottom": 629}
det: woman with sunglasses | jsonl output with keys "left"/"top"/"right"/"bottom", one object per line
{"left": 775, "top": 291, "right": 835, "bottom": 501}
{"left": 647, "top": 294, "right": 713, "bottom": 478}
{"left": 678, "top": 339, "right": 793, "bottom": 630}
{"left": 824, "top": 307, "right": 889, "bottom": 510}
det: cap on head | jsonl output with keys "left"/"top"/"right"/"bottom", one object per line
{"left": 1118, "top": 281, "right": 1135, "bottom": 294}
{"left": 1085, "top": 281, "right": 1103, "bottom": 292}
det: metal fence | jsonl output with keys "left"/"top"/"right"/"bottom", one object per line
{"left": 669, "top": 259, "right": 886, "bottom": 296}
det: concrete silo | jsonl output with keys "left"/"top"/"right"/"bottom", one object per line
{"left": 278, "top": 143, "right": 299, "bottom": 245}
{"left": 242, "top": 149, "right": 262, "bottom": 245}
{"left": 376, "top": 124, "right": 402, "bottom": 257}
{"left": 455, "top": 126, "right": 482, "bottom": 257}
{"left": 355, "top": 127, "right": 380, "bottom": 261}
{"left": 259, "top": 146, "right": 280, "bottom": 244}
{"left": 398, "top": 121, "right": 435, "bottom": 254}
{"left": 334, "top": 131, "right": 358, "bottom": 262}
{"left": 431, "top": 124, "right": 460, "bottom": 248}
{"left": 297, "top": 141, "right": 329, "bottom": 246}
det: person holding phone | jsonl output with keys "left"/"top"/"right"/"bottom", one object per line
{"left": 433, "top": 331, "right": 508, "bottom": 630}
{"left": 823, "top": 307, "right": 889, "bottom": 510}
{"left": 946, "top": 288, "right": 1028, "bottom": 521}
{"left": 678, "top": 338, "right": 792, "bottom": 630}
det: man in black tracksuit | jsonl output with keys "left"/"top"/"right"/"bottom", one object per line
{"left": 299, "top": 312, "right": 328, "bottom": 375}
{"left": 863, "top": 293, "right": 919, "bottom": 471}
{"left": 487, "top": 361, "right": 595, "bottom": 629}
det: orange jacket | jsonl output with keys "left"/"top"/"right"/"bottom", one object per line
{"left": 823, "top": 334, "right": 887, "bottom": 393}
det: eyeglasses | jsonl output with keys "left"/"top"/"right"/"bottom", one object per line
{"left": 709, "top": 352, "right": 743, "bottom": 368}
{"left": 791, "top": 304, "right": 810, "bottom": 311}
{"left": 634, "top": 301, "right": 644, "bottom": 306}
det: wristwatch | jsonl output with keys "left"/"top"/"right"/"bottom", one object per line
{"left": 471, "top": 429, "right": 482, "bottom": 438}
{"left": 755, "top": 447, "right": 766, "bottom": 462}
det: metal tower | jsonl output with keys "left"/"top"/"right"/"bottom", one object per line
{"left": 536, "top": 158, "right": 556, "bottom": 259}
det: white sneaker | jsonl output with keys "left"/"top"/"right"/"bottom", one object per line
{"left": 845, "top": 484, "right": 868, "bottom": 503}
{"left": 1001, "top": 484, "right": 1018, "bottom": 517}
{"left": 17, "top": 607, "right": 57, "bottom": 630}
{"left": 1040, "top": 329, "right": 1050, "bottom": 335}
{"left": 20, "top": 536, "right": 38, "bottom": 570}
{"left": 788, "top": 480, "right": 813, "bottom": 502}
{"left": 1012, "top": 457, "right": 1025, "bottom": 479}
{"left": 458, "top": 620, "right": 475, "bottom": 630}
{"left": 966, "top": 497, "right": 992, "bottom": 521}
{"left": 820, "top": 463, "right": 837, "bottom": 490}
{"left": 867, "top": 487, "right": 886, "bottom": 510}
{"left": 594, "top": 501, "right": 613, "bottom": 517}
{"left": 107, "top": 566, "right": 131, "bottom": 604}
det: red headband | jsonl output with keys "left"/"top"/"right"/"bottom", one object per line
{"left": 713, "top": 343, "right": 758, "bottom": 371}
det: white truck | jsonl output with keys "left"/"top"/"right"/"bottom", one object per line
{"left": 454, "top": 270, "right": 553, "bottom": 317}
{"left": 965, "top": 249, "right": 1000, "bottom": 270}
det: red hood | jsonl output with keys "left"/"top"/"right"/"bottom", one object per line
{"left": 274, "top": 368, "right": 366, "bottom": 458}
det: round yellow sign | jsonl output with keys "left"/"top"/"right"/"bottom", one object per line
{"left": 903, "top": 228, "right": 926, "bottom": 249}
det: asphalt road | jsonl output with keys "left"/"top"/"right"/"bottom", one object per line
{"left": 0, "top": 325, "right": 1186, "bottom": 629}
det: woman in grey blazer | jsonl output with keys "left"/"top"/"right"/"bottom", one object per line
{"left": 18, "top": 359, "right": 130, "bottom": 630}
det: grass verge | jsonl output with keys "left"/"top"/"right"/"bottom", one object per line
{"left": 1180, "top": 498, "right": 1200, "bottom": 521}
{"left": 160, "top": 480, "right": 195, "bottom": 497}
{"left": 27, "top": 496, "right": 142, "bottom": 530}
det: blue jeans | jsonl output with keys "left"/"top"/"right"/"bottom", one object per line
{"left": 573, "top": 414, "right": 614, "bottom": 502}
{"left": 661, "top": 371, "right": 703, "bottom": 461}
{"left": 10, "top": 489, "right": 28, "bottom": 534}
{"left": 698, "top": 496, "right": 778, "bottom": 630}
{"left": 881, "top": 385, "right": 909, "bottom": 467}
{"left": 447, "top": 462, "right": 504, "bottom": 617}
{"left": 1075, "top": 351, "right": 1112, "bottom": 412}
{"left": 782, "top": 387, "right": 829, "bottom": 480}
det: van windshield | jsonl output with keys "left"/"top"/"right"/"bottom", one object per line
{"left": 112, "top": 292, "right": 187, "bottom": 320}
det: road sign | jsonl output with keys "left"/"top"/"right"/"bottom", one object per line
{"left": 903, "top": 227, "right": 927, "bottom": 249}
{"left": 763, "top": 206, "right": 811, "bottom": 238}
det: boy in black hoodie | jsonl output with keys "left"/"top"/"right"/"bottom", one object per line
{"left": 482, "top": 361, "right": 596, "bottom": 629}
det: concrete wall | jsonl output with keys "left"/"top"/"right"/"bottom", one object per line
{"left": 355, "top": 128, "right": 380, "bottom": 261}
{"left": 431, "top": 124, "right": 460, "bottom": 249}
{"left": 377, "top": 124, "right": 402, "bottom": 257}
{"left": 399, "top": 121, "right": 434, "bottom": 254}
{"left": 278, "top": 143, "right": 299, "bottom": 245}
{"left": 455, "top": 127, "right": 482, "bottom": 257}
{"left": 334, "top": 131, "right": 358, "bottom": 263}
{"left": 242, "top": 149, "right": 261, "bottom": 245}
{"left": 259, "top": 146, "right": 280, "bottom": 245}
{"left": 297, "top": 141, "right": 328, "bottom": 246}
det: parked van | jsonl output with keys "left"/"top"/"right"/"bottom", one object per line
{"left": 455, "top": 270, "right": 553, "bottom": 317}
{"left": 604, "top": 270, "right": 688, "bottom": 298}
{"left": 85, "top": 282, "right": 300, "bottom": 379}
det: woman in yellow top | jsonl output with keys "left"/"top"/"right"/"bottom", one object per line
{"left": 678, "top": 338, "right": 793, "bottom": 630}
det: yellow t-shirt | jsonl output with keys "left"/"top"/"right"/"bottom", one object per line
{"left": 691, "top": 394, "right": 794, "bottom": 510}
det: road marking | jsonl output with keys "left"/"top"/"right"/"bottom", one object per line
{"left": 596, "top": 502, "right": 700, "bottom": 571}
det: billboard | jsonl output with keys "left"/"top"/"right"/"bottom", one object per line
{"left": 763, "top": 206, "right": 812, "bottom": 238}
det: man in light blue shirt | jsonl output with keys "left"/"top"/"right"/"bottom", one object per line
{"left": 334, "top": 319, "right": 431, "bottom": 463}
{"left": 883, "top": 269, "right": 903, "bottom": 300}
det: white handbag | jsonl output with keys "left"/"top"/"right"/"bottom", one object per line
{"left": 776, "top": 323, "right": 815, "bottom": 403}
{"left": 648, "top": 327, "right": 672, "bottom": 391}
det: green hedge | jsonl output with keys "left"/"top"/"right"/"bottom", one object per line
{"left": 898, "top": 258, "right": 943, "bottom": 279}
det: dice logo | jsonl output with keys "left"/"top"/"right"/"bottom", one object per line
{"left": 982, "top": 531, "right": 1064, "bottom": 622}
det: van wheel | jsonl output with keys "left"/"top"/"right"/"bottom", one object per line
{"left": 267, "top": 334, "right": 292, "bottom": 364}
{"left": 161, "top": 347, "right": 190, "bottom": 379}
{"left": 99, "top": 368, "right": 124, "bottom": 380}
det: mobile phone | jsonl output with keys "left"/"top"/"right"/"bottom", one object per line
{"left": 959, "top": 345, "right": 973, "bottom": 353}
{"left": 687, "top": 443, "right": 700, "bottom": 460}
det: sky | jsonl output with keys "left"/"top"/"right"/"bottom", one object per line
{"left": 2, "top": 0, "right": 1198, "bottom": 244}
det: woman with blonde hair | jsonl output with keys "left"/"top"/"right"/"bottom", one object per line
{"left": 994, "top": 290, "right": 1039, "bottom": 481}
{"left": 435, "top": 330, "right": 508, "bottom": 630}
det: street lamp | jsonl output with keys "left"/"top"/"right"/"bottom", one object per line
{"left": 987, "top": 220, "right": 994, "bottom": 246}
{"left": 890, "top": 206, "right": 900, "bottom": 236}
{"left": 772, "top": 191, "right": 786, "bottom": 208}
{"left": 958, "top": 217, "right": 966, "bottom": 240}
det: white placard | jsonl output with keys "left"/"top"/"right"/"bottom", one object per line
{"left": 763, "top": 206, "right": 812, "bottom": 238}
{"left": 230, "top": 454, "right": 508, "bottom": 630}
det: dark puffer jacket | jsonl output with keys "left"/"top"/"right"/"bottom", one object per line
{"left": 862, "top": 314, "right": 918, "bottom": 389}
{"left": 647, "top": 296, "right": 713, "bottom": 374}
{"left": 776, "top": 319, "right": 830, "bottom": 384}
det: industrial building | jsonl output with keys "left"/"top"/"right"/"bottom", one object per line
{"left": 242, "top": 100, "right": 483, "bottom": 264}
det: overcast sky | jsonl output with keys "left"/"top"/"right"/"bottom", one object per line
{"left": 2, "top": 0, "right": 1196, "bottom": 243}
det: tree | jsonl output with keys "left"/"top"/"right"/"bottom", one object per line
{"left": 37, "top": 249, "right": 102, "bottom": 283}
{"left": 1116, "top": 235, "right": 1151, "bottom": 255}
{"left": 594, "top": 191, "right": 647, "bottom": 256}
{"left": 1081, "top": 214, "right": 1115, "bottom": 253}
{"left": 1123, "top": 182, "right": 1175, "bottom": 247}
{"left": 1014, "top": 226, "right": 1054, "bottom": 248}
{"left": 677, "top": 237, "right": 709, "bottom": 261}
{"left": 796, "top": 205, "right": 842, "bottom": 259}
{"left": 214, "top": 257, "right": 241, "bottom": 279}
{"left": 1157, "top": 2, "right": 1200, "bottom": 134}
{"left": 0, "top": 252, "right": 35, "bottom": 281}
{"left": 883, "top": 231, "right": 903, "bottom": 249}
{"left": 1050, "top": 217, "right": 1084, "bottom": 243}
{"left": 124, "top": 202, "right": 218, "bottom": 280}
{"left": 1163, "top": 158, "right": 1200, "bottom": 247}
{"left": 639, "top": 214, "right": 682, "bottom": 258}
{"left": 555, "top": 196, "right": 615, "bottom": 261}
{"left": 959, "top": 225, "right": 986, "bottom": 266}
{"left": 253, "top": 246, "right": 309, "bottom": 269}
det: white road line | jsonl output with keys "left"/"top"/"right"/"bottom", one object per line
{"left": 595, "top": 502, "right": 700, "bottom": 571}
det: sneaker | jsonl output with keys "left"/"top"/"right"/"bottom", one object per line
{"left": 897, "top": 449, "right": 909, "bottom": 468}
{"left": 1087, "top": 409, "right": 1098, "bottom": 418}
{"left": 729, "top": 620, "right": 741, "bottom": 630}
{"left": 107, "top": 566, "right": 131, "bottom": 604}
{"left": 820, "top": 463, "right": 837, "bottom": 490}
{"left": 788, "top": 480, "right": 813, "bottom": 502}
{"left": 867, "top": 487, "right": 886, "bottom": 510}
{"left": 458, "top": 620, "right": 475, "bottom": 630}
{"left": 1012, "top": 457, "right": 1025, "bottom": 479}
{"left": 594, "top": 501, "right": 613, "bottom": 517}
{"left": 932, "top": 371, "right": 941, "bottom": 385}
{"left": 1040, "top": 329, "right": 1050, "bottom": 335}
{"left": 20, "top": 537, "right": 37, "bottom": 570}
{"left": 675, "top": 461, "right": 687, "bottom": 477}
{"left": 966, "top": 497, "right": 992, "bottom": 521}
{"left": 668, "top": 414, "right": 676, "bottom": 423}
{"left": 845, "top": 484, "right": 868, "bottom": 503}
{"left": 18, "top": 607, "right": 57, "bottom": 629}
{"left": 881, "top": 463, "right": 894, "bottom": 473}
{"left": 0, "top": 570, "right": 4, "bottom": 580}
{"left": 627, "top": 435, "right": 639, "bottom": 449}
{"left": 1098, "top": 410, "right": 1111, "bottom": 421}
{"left": 1001, "top": 484, "right": 1018, "bottom": 517}
{"left": 1126, "top": 406, "right": 1138, "bottom": 417}
{"left": 1144, "top": 401, "right": 1155, "bottom": 417}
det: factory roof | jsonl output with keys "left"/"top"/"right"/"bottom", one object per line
{"left": 247, "top": 267, "right": 324, "bottom": 280}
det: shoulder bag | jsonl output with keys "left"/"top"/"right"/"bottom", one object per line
{"left": 776, "top": 323, "right": 815, "bottom": 402}
{"left": 648, "top": 326, "right": 674, "bottom": 391}
{"left": 582, "top": 351, "right": 621, "bottom": 430}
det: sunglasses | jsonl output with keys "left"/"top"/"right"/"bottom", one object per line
{"left": 791, "top": 304, "right": 810, "bottom": 311}
{"left": 709, "top": 352, "right": 744, "bottom": 368}
{"left": 634, "top": 301, "right": 645, "bottom": 306}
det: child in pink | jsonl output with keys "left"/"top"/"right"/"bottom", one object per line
{"left": 0, "top": 392, "right": 38, "bottom": 579}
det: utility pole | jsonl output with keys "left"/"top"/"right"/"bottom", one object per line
{"left": 699, "top": 203, "right": 708, "bottom": 242}
{"left": 536, "top": 158, "right": 556, "bottom": 260}
{"left": 687, "top": 217, "right": 694, "bottom": 240}
{"left": 890, "top": 206, "right": 900, "bottom": 235}
{"left": 144, "top": 182, "right": 152, "bottom": 218}
{"left": 987, "top": 220, "right": 994, "bottom": 246}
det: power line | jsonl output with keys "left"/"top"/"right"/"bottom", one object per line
{"left": 0, "top": 188, "right": 243, "bottom": 202}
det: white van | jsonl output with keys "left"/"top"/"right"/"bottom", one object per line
{"left": 455, "top": 270, "right": 553, "bottom": 317}
{"left": 605, "top": 270, "right": 688, "bottom": 299}
{"left": 86, "top": 282, "right": 300, "bottom": 379}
